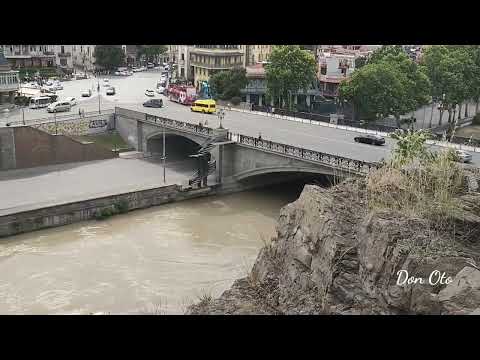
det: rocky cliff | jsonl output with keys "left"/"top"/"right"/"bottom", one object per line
{"left": 188, "top": 165, "right": 480, "bottom": 315}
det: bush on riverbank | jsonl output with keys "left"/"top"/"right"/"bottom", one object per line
{"left": 94, "top": 200, "right": 130, "bottom": 220}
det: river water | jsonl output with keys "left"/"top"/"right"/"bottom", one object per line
{"left": 0, "top": 185, "right": 302, "bottom": 314}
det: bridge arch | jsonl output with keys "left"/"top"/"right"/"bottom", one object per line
{"left": 146, "top": 131, "right": 202, "bottom": 162}
{"left": 233, "top": 165, "right": 349, "bottom": 182}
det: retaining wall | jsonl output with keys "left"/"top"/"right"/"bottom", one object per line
{"left": 0, "top": 184, "right": 216, "bottom": 238}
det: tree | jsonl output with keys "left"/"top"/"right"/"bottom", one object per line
{"left": 209, "top": 68, "right": 248, "bottom": 100}
{"left": 137, "top": 45, "right": 168, "bottom": 63}
{"left": 265, "top": 45, "right": 317, "bottom": 110}
{"left": 367, "top": 45, "right": 404, "bottom": 65}
{"left": 339, "top": 53, "right": 430, "bottom": 126}
{"left": 93, "top": 46, "right": 125, "bottom": 70}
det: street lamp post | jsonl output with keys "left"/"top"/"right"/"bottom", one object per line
{"left": 162, "top": 122, "right": 166, "bottom": 183}
{"left": 97, "top": 81, "right": 101, "bottom": 114}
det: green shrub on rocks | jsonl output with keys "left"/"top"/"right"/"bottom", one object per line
{"left": 94, "top": 200, "right": 130, "bottom": 220}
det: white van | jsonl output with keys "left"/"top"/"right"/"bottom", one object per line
{"left": 47, "top": 101, "right": 71, "bottom": 113}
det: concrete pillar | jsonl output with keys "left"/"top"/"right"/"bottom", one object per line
{"left": 246, "top": 93, "right": 251, "bottom": 104}
{"left": 213, "top": 127, "right": 229, "bottom": 141}
{"left": 306, "top": 95, "right": 311, "bottom": 107}
{"left": 137, "top": 121, "right": 144, "bottom": 152}
{"left": 8, "top": 91, "right": 14, "bottom": 104}
{"left": 259, "top": 95, "right": 263, "bottom": 107}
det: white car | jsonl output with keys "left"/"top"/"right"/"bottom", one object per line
{"left": 103, "top": 79, "right": 109, "bottom": 86}
{"left": 53, "top": 82, "right": 63, "bottom": 90}
{"left": 156, "top": 86, "right": 165, "bottom": 94}
{"left": 64, "top": 97, "right": 77, "bottom": 106}
{"left": 145, "top": 89, "right": 155, "bottom": 97}
{"left": 454, "top": 150, "right": 472, "bottom": 163}
{"left": 114, "top": 71, "right": 121, "bottom": 76}
{"left": 81, "top": 89, "right": 92, "bottom": 97}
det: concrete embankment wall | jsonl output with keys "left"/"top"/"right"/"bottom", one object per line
{"left": 0, "top": 184, "right": 217, "bottom": 239}
{"left": 0, "top": 126, "right": 116, "bottom": 170}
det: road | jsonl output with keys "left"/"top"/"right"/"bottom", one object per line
{"left": 2, "top": 68, "right": 479, "bottom": 167}
{"left": 120, "top": 102, "right": 480, "bottom": 167}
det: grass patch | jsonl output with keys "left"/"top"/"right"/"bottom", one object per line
{"left": 366, "top": 144, "right": 465, "bottom": 227}
{"left": 72, "top": 132, "right": 130, "bottom": 152}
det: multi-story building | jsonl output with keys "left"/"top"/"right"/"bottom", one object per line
{"left": 245, "top": 45, "right": 273, "bottom": 66}
{"left": 72, "top": 45, "right": 96, "bottom": 72}
{"left": 189, "top": 45, "right": 245, "bottom": 89}
{"left": 176, "top": 45, "right": 194, "bottom": 82}
{"left": 0, "top": 48, "right": 19, "bottom": 107}
{"left": 53, "top": 45, "right": 74, "bottom": 73}
{"left": 241, "top": 62, "right": 322, "bottom": 110}
{"left": 317, "top": 48, "right": 357, "bottom": 98}
{"left": 1, "top": 45, "right": 56, "bottom": 68}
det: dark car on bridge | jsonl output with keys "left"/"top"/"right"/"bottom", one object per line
{"left": 143, "top": 99, "right": 163, "bottom": 108}
{"left": 354, "top": 134, "right": 385, "bottom": 146}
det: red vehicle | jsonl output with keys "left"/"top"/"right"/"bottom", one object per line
{"left": 167, "top": 84, "right": 197, "bottom": 105}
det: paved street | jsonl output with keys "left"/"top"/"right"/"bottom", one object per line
{"left": 0, "top": 157, "right": 197, "bottom": 216}
{"left": 120, "top": 102, "right": 480, "bottom": 166}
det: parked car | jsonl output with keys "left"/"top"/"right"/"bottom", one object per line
{"left": 454, "top": 149, "right": 472, "bottom": 163}
{"left": 156, "top": 86, "right": 165, "bottom": 94}
{"left": 52, "top": 82, "right": 63, "bottom": 90}
{"left": 64, "top": 97, "right": 77, "bottom": 106}
{"left": 106, "top": 86, "right": 116, "bottom": 95}
{"left": 354, "top": 134, "right": 386, "bottom": 146}
{"left": 47, "top": 101, "right": 71, "bottom": 113}
{"left": 145, "top": 89, "right": 155, "bottom": 97}
{"left": 103, "top": 79, "right": 109, "bottom": 86}
{"left": 81, "top": 89, "right": 92, "bottom": 97}
{"left": 114, "top": 71, "right": 121, "bottom": 76}
{"left": 143, "top": 99, "right": 163, "bottom": 108}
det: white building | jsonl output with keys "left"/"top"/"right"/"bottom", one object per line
{"left": 72, "top": 45, "right": 96, "bottom": 72}
{"left": 176, "top": 45, "right": 193, "bottom": 81}
{"left": 0, "top": 48, "right": 19, "bottom": 107}
{"left": 1, "top": 45, "right": 56, "bottom": 68}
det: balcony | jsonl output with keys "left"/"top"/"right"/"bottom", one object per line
{"left": 58, "top": 52, "right": 72, "bottom": 57}
{"left": 190, "top": 60, "right": 244, "bottom": 70}
{"left": 190, "top": 48, "right": 244, "bottom": 57}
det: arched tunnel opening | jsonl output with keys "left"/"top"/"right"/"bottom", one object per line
{"left": 146, "top": 134, "right": 207, "bottom": 175}
{"left": 238, "top": 172, "right": 340, "bottom": 205}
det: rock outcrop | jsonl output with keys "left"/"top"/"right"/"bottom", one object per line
{"left": 188, "top": 168, "right": 480, "bottom": 315}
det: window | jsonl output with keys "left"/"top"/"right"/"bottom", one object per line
{"left": 181, "top": 53, "right": 184, "bottom": 61}
{"left": 61, "top": 46, "right": 65, "bottom": 54}
{"left": 60, "top": 58, "right": 67, "bottom": 66}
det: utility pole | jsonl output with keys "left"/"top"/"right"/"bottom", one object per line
{"left": 97, "top": 81, "right": 101, "bottom": 114}
{"left": 54, "top": 111, "right": 57, "bottom": 135}
{"left": 162, "top": 122, "right": 166, "bottom": 183}
{"left": 22, "top": 107, "right": 25, "bottom": 125}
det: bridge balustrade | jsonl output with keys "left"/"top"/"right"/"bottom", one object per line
{"left": 234, "top": 133, "right": 379, "bottom": 174}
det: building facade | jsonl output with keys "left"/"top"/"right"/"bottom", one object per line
{"left": 0, "top": 48, "right": 20, "bottom": 106}
{"left": 176, "top": 45, "right": 194, "bottom": 82}
{"left": 189, "top": 45, "right": 245, "bottom": 89}
{"left": 72, "top": 45, "right": 96, "bottom": 72}
{"left": 246, "top": 45, "right": 273, "bottom": 66}
{"left": 1, "top": 45, "right": 56, "bottom": 68}
{"left": 53, "top": 45, "right": 74, "bottom": 72}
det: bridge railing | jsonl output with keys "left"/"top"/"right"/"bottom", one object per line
{"left": 144, "top": 113, "right": 214, "bottom": 137}
{"left": 229, "top": 132, "right": 379, "bottom": 174}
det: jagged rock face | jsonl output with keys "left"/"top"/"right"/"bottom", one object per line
{"left": 188, "top": 172, "right": 480, "bottom": 315}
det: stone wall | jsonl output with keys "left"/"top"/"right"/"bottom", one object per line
{"left": 32, "top": 113, "right": 115, "bottom": 136}
{"left": 5, "top": 126, "right": 116, "bottom": 170}
{"left": 0, "top": 127, "right": 16, "bottom": 170}
{"left": 0, "top": 184, "right": 216, "bottom": 238}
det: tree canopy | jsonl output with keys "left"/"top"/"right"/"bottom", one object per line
{"left": 209, "top": 67, "right": 248, "bottom": 100}
{"left": 93, "top": 46, "right": 125, "bottom": 70}
{"left": 265, "top": 45, "right": 317, "bottom": 110}
{"left": 339, "top": 50, "right": 430, "bottom": 124}
{"left": 137, "top": 45, "right": 168, "bottom": 62}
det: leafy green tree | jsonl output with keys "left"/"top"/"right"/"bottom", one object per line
{"left": 93, "top": 46, "right": 125, "bottom": 70}
{"left": 209, "top": 68, "right": 248, "bottom": 100}
{"left": 339, "top": 53, "right": 430, "bottom": 126}
{"left": 137, "top": 45, "right": 167, "bottom": 63}
{"left": 367, "top": 45, "right": 404, "bottom": 65}
{"left": 265, "top": 45, "right": 317, "bottom": 110}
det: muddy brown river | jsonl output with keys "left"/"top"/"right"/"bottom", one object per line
{"left": 0, "top": 186, "right": 301, "bottom": 314}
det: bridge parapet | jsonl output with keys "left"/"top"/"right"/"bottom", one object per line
{"left": 144, "top": 113, "right": 213, "bottom": 138}
{"left": 228, "top": 133, "right": 379, "bottom": 175}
